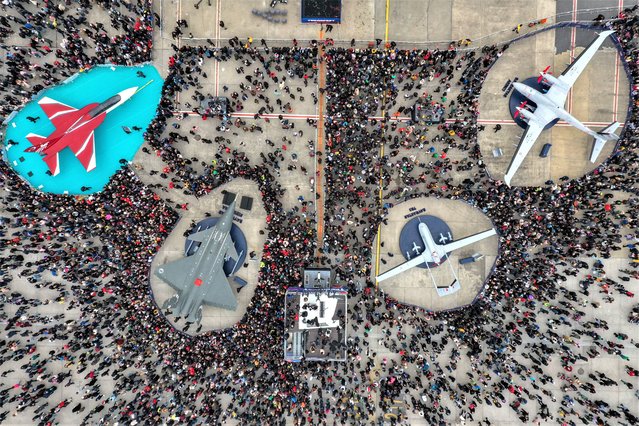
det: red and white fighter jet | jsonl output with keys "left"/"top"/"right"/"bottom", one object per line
{"left": 24, "top": 87, "right": 138, "bottom": 176}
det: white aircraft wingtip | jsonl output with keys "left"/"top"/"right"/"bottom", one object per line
{"left": 38, "top": 96, "right": 56, "bottom": 104}
{"left": 25, "top": 132, "right": 45, "bottom": 139}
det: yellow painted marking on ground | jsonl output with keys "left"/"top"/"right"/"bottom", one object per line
{"left": 374, "top": 36, "right": 390, "bottom": 285}
{"left": 375, "top": 225, "right": 382, "bottom": 280}
{"left": 374, "top": 121, "right": 385, "bottom": 285}
{"left": 384, "top": 0, "right": 390, "bottom": 43}
{"left": 316, "top": 29, "right": 326, "bottom": 255}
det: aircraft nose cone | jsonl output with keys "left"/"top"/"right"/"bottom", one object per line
{"left": 118, "top": 87, "right": 138, "bottom": 102}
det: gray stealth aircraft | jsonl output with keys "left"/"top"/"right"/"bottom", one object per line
{"left": 155, "top": 200, "right": 239, "bottom": 323}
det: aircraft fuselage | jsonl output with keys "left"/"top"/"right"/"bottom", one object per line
{"left": 175, "top": 218, "right": 233, "bottom": 316}
{"left": 174, "top": 215, "right": 234, "bottom": 320}
{"left": 418, "top": 222, "right": 447, "bottom": 264}
{"left": 512, "top": 82, "right": 597, "bottom": 137}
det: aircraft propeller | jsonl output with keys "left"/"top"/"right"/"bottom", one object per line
{"left": 537, "top": 65, "right": 551, "bottom": 83}
{"left": 514, "top": 101, "right": 528, "bottom": 118}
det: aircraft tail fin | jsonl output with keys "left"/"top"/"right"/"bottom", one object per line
{"left": 590, "top": 121, "right": 620, "bottom": 162}
{"left": 43, "top": 152, "right": 60, "bottom": 176}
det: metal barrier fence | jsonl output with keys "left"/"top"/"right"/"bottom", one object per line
{"left": 161, "top": 4, "right": 629, "bottom": 52}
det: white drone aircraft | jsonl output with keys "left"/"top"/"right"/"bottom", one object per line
{"left": 505, "top": 29, "right": 620, "bottom": 186}
{"left": 376, "top": 221, "right": 497, "bottom": 296}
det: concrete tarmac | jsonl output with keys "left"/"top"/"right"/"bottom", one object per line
{"left": 4, "top": 0, "right": 638, "bottom": 425}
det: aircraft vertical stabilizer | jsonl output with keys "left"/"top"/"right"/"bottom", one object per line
{"left": 43, "top": 153, "right": 60, "bottom": 176}
{"left": 25, "top": 133, "right": 49, "bottom": 149}
{"left": 590, "top": 121, "right": 620, "bottom": 162}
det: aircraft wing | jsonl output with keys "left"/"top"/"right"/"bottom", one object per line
{"left": 441, "top": 229, "right": 497, "bottom": 254}
{"left": 504, "top": 119, "right": 547, "bottom": 186}
{"left": 546, "top": 30, "right": 615, "bottom": 106}
{"left": 202, "top": 273, "right": 237, "bottom": 310}
{"left": 69, "top": 130, "right": 97, "bottom": 172}
{"left": 376, "top": 253, "right": 431, "bottom": 283}
{"left": 155, "top": 256, "right": 194, "bottom": 292}
{"left": 43, "top": 152, "right": 61, "bottom": 176}
{"left": 38, "top": 97, "right": 79, "bottom": 127}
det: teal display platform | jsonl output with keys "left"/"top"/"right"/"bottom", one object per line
{"left": 399, "top": 215, "right": 453, "bottom": 268}
{"left": 2, "top": 64, "right": 163, "bottom": 195}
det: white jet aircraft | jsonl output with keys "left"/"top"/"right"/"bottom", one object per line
{"left": 505, "top": 30, "right": 620, "bottom": 186}
{"left": 376, "top": 222, "right": 497, "bottom": 296}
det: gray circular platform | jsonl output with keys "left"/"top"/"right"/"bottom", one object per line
{"left": 398, "top": 215, "right": 452, "bottom": 268}
{"left": 184, "top": 217, "right": 247, "bottom": 275}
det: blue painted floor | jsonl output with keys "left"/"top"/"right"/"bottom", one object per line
{"left": 2, "top": 64, "right": 163, "bottom": 195}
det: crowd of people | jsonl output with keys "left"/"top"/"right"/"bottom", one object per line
{"left": 0, "top": 0, "right": 154, "bottom": 119}
{"left": 0, "top": 0, "right": 637, "bottom": 424}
